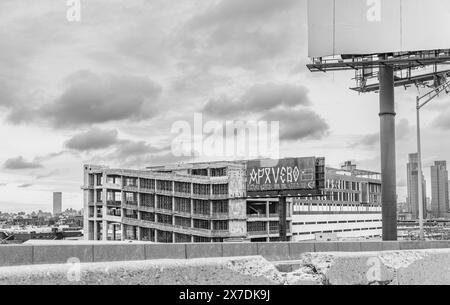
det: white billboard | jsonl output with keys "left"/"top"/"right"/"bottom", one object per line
{"left": 308, "top": 0, "right": 450, "bottom": 58}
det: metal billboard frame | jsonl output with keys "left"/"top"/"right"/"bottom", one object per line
{"left": 306, "top": 49, "right": 450, "bottom": 241}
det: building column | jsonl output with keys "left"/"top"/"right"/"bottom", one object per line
{"left": 102, "top": 221, "right": 108, "bottom": 241}
{"left": 137, "top": 227, "right": 142, "bottom": 241}
{"left": 93, "top": 221, "right": 98, "bottom": 241}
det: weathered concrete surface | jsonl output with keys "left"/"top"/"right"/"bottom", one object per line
{"left": 0, "top": 256, "right": 322, "bottom": 285}
{"left": 2, "top": 241, "right": 450, "bottom": 267}
{"left": 3, "top": 249, "right": 450, "bottom": 285}
{"left": 285, "top": 249, "right": 450, "bottom": 285}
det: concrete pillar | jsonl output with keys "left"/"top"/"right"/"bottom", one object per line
{"left": 137, "top": 191, "right": 141, "bottom": 208}
{"left": 102, "top": 221, "right": 108, "bottom": 241}
{"left": 93, "top": 221, "right": 98, "bottom": 241}
{"left": 379, "top": 62, "right": 398, "bottom": 241}
{"left": 137, "top": 227, "right": 142, "bottom": 241}
{"left": 279, "top": 197, "right": 287, "bottom": 241}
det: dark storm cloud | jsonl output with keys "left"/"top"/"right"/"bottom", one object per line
{"left": 3, "top": 157, "right": 43, "bottom": 170}
{"left": 65, "top": 128, "right": 119, "bottom": 151}
{"left": 261, "top": 108, "right": 329, "bottom": 141}
{"left": 30, "top": 71, "right": 162, "bottom": 128}
{"left": 204, "top": 83, "right": 311, "bottom": 117}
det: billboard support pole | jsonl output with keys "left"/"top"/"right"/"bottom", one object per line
{"left": 379, "top": 59, "right": 398, "bottom": 241}
{"left": 279, "top": 196, "right": 287, "bottom": 242}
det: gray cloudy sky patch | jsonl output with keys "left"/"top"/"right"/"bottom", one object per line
{"left": 113, "top": 140, "right": 169, "bottom": 159}
{"left": 433, "top": 109, "right": 450, "bottom": 130}
{"left": 204, "top": 83, "right": 311, "bottom": 117}
{"left": 18, "top": 183, "right": 33, "bottom": 189}
{"left": 0, "top": 0, "right": 448, "bottom": 211}
{"left": 262, "top": 108, "right": 329, "bottom": 141}
{"left": 354, "top": 119, "right": 411, "bottom": 149}
{"left": 65, "top": 128, "right": 119, "bottom": 151}
{"left": 38, "top": 71, "right": 163, "bottom": 128}
{"left": 181, "top": 0, "right": 305, "bottom": 70}
{"left": 3, "top": 156, "right": 43, "bottom": 170}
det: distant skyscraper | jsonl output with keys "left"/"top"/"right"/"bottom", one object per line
{"left": 406, "top": 153, "right": 427, "bottom": 219}
{"left": 430, "top": 161, "right": 449, "bottom": 218}
{"left": 53, "top": 192, "right": 62, "bottom": 216}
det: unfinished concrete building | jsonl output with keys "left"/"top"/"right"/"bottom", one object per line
{"left": 82, "top": 159, "right": 381, "bottom": 243}
{"left": 82, "top": 161, "right": 294, "bottom": 243}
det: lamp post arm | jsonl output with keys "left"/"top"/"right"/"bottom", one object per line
{"left": 417, "top": 80, "right": 450, "bottom": 109}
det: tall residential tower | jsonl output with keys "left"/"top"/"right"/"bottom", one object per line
{"left": 430, "top": 161, "right": 449, "bottom": 218}
{"left": 53, "top": 192, "right": 62, "bottom": 216}
{"left": 406, "top": 153, "right": 427, "bottom": 219}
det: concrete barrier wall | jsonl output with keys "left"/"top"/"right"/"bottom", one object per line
{"left": 0, "top": 257, "right": 320, "bottom": 285}
{"left": 296, "top": 248, "right": 450, "bottom": 285}
{"left": 1, "top": 240, "right": 450, "bottom": 267}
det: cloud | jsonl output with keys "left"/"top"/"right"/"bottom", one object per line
{"left": 179, "top": 0, "right": 305, "bottom": 70}
{"left": 353, "top": 119, "right": 411, "bottom": 148}
{"left": 190, "top": 0, "right": 299, "bottom": 27}
{"left": 3, "top": 157, "right": 43, "bottom": 170}
{"left": 202, "top": 82, "right": 328, "bottom": 142}
{"left": 35, "top": 170, "right": 61, "bottom": 180}
{"left": 261, "top": 108, "right": 329, "bottom": 141}
{"left": 87, "top": 138, "right": 171, "bottom": 169}
{"left": 65, "top": 128, "right": 119, "bottom": 151}
{"left": 0, "top": 78, "right": 17, "bottom": 107}
{"left": 116, "top": 151, "right": 194, "bottom": 169}
{"left": 433, "top": 109, "right": 450, "bottom": 130}
{"left": 397, "top": 119, "right": 411, "bottom": 139}
{"left": 17, "top": 184, "right": 33, "bottom": 189}
{"left": 114, "top": 140, "right": 168, "bottom": 159}
{"left": 357, "top": 133, "right": 379, "bottom": 148}
{"left": 204, "top": 83, "right": 311, "bottom": 118}
{"left": 11, "top": 71, "right": 163, "bottom": 128}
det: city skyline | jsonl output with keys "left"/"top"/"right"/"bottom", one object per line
{"left": 1, "top": 0, "right": 450, "bottom": 213}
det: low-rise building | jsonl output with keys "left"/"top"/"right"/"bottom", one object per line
{"left": 291, "top": 161, "right": 382, "bottom": 241}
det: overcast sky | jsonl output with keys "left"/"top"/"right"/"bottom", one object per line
{"left": 1, "top": 0, "right": 450, "bottom": 213}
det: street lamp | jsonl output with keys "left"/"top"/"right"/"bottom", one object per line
{"left": 416, "top": 78, "right": 450, "bottom": 240}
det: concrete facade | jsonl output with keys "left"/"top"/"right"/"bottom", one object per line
{"left": 291, "top": 162, "right": 382, "bottom": 241}
{"left": 82, "top": 163, "right": 251, "bottom": 243}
